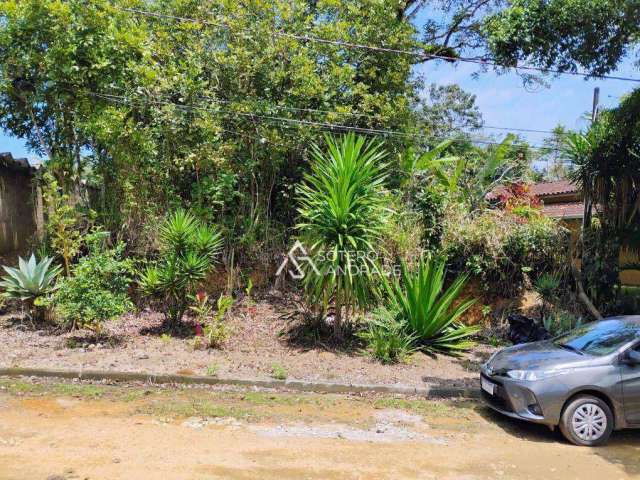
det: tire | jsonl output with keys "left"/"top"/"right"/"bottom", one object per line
{"left": 559, "top": 395, "right": 614, "bottom": 446}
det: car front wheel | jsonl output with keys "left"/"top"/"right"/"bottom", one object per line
{"left": 559, "top": 395, "right": 614, "bottom": 446}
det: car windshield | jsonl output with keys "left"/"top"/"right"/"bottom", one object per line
{"left": 554, "top": 320, "right": 640, "bottom": 356}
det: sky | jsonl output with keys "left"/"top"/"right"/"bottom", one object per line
{"left": 415, "top": 56, "right": 640, "bottom": 148}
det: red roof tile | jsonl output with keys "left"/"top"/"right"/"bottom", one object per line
{"left": 486, "top": 180, "right": 580, "bottom": 201}
{"left": 529, "top": 180, "right": 579, "bottom": 197}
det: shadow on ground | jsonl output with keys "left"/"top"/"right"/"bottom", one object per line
{"left": 471, "top": 402, "right": 640, "bottom": 476}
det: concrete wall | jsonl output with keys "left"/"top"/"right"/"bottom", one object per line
{"left": 0, "top": 167, "right": 38, "bottom": 261}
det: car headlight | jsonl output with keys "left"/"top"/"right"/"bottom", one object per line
{"left": 506, "top": 369, "right": 572, "bottom": 382}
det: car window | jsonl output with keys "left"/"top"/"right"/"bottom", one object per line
{"left": 554, "top": 320, "right": 640, "bottom": 356}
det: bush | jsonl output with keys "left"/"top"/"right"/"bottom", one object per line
{"left": 191, "top": 292, "right": 233, "bottom": 348}
{"left": 543, "top": 310, "right": 583, "bottom": 337}
{"left": 386, "top": 257, "right": 479, "bottom": 354}
{"left": 50, "top": 231, "right": 133, "bottom": 330}
{"left": 0, "top": 254, "right": 61, "bottom": 321}
{"left": 443, "top": 209, "right": 570, "bottom": 297}
{"left": 138, "top": 209, "right": 223, "bottom": 327}
{"left": 412, "top": 184, "right": 446, "bottom": 253}
{"left": 358, "top": 307, "right": 417, "bottom": 364}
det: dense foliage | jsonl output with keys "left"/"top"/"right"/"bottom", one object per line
{"left": 443, "top": 209, "right": 571, "bottom": 297}
{"left": 485, "top": 0, "right": 640, "bottom": 76}
{"left": 3, "top": 0, "right": 635, "bottom": 358}
{"left": 566, "top": 89, "right": 640, "bottom": 313}
{"left": 50, "top": 231, "right": 133, "bottom": 330}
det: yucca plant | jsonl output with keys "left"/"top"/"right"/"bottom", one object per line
{"left": 296, "top": 133, "right": 389, "bottom": 337}
{"left": 387, "top": 257, "right": 478, "bottom": 354}
{"left": 139, "top": 209, "right": 223, "bottom": 328}
{"left": 1, "top": 254, "right": 61, "bottom": 321}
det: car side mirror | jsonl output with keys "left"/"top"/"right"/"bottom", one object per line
{"left": 622, "top": 349, "right": 640, "bottom": 366}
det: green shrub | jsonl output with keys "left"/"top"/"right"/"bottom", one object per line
{"left": 359, "top": 307, "right": 417, "bottom": 364}
{"left": 543, "top": 310, "right": 583, "bottom": 337}
{"left": 0, "top": 254, "right": 61, "bottom": 321}
{"left": 191, "top": 292, "right": 233, "bottom": 348}
{"left": 50, "top": 231, "right": 133, "bottom": 330}
{"left": 386, "top": 257, "right": 478, "bottom": 354}
{"left": 443, "top": 209, "right": 570, "bottom": 296}
{"left": 412, "top": 185, "right": 446, "bottom": 253}
{"left": 270, "top": 363, "right": 287, "bottom": 380}
{"left": 138, "top": 209, "right": 223, "bottom": 327}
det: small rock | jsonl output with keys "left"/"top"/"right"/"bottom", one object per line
{"left": 112, "top": 458, "right": 121, "bottom": 464}
{"left": 137, "top": 354, "right": 149, "bottom": 360}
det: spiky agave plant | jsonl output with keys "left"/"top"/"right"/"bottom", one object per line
{"left": 387, "top": 257, "right": 478, "bottom": 354}
{"left": 1, "top": 254, "right": 61, "bottom": 321}
{"left": 296, "top": 133, "right": 389, "bottom": 337}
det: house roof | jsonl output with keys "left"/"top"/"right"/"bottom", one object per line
{"left": 486, "top": 180, "right": 580, "bottom": 201}
{"left": 0, "top": 152, "right": 34, "bottom": 173}
{"left": 529, "top": 180, "right": 579, "bottom": 197}
{"left": 542, "top": 201, "right": 583, "bottom": 219}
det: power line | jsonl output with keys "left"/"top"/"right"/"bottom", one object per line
{"left": 86, "top": 90, "right": 559, "bottom": 151}
{"left": 105, "top": 85, "right": 570, "bottom": 138}
{"left": 118, "top": 6, "right": 640, "bottom": 84}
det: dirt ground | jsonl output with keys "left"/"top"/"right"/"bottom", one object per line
{"left": 0, "top": 379, "right": 639, "bottom": 480}
{"left": 0, "top": 293, "right": 495, "bottom": 388}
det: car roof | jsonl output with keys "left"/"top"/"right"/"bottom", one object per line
{"left": 601, "top": 315, "right": 640, "bottom": 326}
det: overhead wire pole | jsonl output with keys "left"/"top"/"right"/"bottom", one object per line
{"left": 572, "top": 86, "right": 603, "bottom": 320}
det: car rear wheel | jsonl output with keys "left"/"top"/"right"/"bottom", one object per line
{"left": 559, "top": 395, "right": 613, "bottom": 446}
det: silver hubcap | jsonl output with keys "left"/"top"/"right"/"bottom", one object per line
{"left": 572, "top": 403, "right": 607, "bottom": 441}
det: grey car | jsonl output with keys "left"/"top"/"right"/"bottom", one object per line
{"left": 480, "top": 315, "right": 640, "bottom": 446}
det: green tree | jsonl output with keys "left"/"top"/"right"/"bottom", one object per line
{"left": 566, "top": 89, "right": 640, "bottom": 312}
{"left": 416, "top": 84, "right": 482, "bottom": 139}
{"left": 485, "top": 0, "right": 640, "bottom": 76}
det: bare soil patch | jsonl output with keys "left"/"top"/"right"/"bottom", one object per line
{"left": 0, "top": 379, "right": 638, "bottom": 480}
{"left": 0, "top": 293, "right": 495, "bottom": 389}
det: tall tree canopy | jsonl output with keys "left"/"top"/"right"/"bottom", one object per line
{"left": 485, "top": 0, "right": 640, "bottom": 75}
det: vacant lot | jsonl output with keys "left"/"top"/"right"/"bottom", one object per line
{"left": 0, "top": 379, "right": 638, "bottom": 479}
{"left": 0, "top": 296, "right": 494, "bottom": 389}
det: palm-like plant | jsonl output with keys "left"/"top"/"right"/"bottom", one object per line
{"left": 533, "top": 272, "right": 561, "bottom": 318}
{"left": 139, "top": 209, "right": 223, "bottom": 327}
{"left": 1, "top": 254, "right": 61, "bottom": 320}
{"left": 387, "top": 257, "right": 478, "bottom": 354}
{"left": 565, "top": 92, "right": 640, "bottom": 312}
{"left": 296, "top": 133, "right": 389, "bottom": 337}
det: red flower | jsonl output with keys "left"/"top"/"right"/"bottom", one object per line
{"left": 195, "top": 324, "right": 203, "bottom": 336}
{"left": 196, "top": 290, "right": 207, "bottom": 303}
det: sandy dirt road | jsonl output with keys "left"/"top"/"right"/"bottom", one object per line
{"left": 0, "top": 379, "right": 638, "bottom": 480}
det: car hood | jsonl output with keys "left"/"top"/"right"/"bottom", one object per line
{"left": 486, "top": 341, "right": 605, "bottom": 375}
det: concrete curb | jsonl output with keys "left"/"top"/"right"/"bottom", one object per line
{"left": 0, "top": 367, "right": 479, "bottom": 399}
